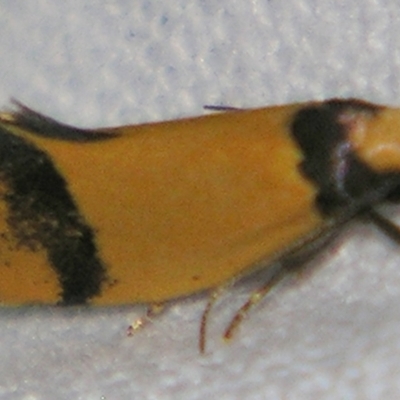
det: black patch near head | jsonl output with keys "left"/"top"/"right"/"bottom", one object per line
{"left": 291, "top": 99, "right": 400, "bottom": 215}
{"left": 0, "top": 124, "right": 107, "bottom": 304}
{"left": 7, "top": 101, "right": 119, "bottom": 142}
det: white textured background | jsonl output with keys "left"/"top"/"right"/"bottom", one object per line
{"left": 1, "top": 1, "right": 400, "bottom": 399}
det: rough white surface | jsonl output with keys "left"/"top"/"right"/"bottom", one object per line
{"left": 1, "top": 1, "right": 400, "bottom": 399}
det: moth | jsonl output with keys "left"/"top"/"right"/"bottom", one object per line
{"left": 0, "top": 98, "right": 399, "bottom": 352}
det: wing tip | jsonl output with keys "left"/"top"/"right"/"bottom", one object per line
{"left": 0, "top": 99, "right": 119, "bottom": 142}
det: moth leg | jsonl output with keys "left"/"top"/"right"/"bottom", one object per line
{"left": 199, "top": 285, "right": 228, "bottom": 354}
{"left": 223, "top": 209, "right": 400, "bottom": 341}
{"left": 223, "top": 222, "right": 341, "bottom": 341}
{"left": 224, "top": 267, "right": 289, "bottom": 341}
{"left": 127, "top": 302, "right": 165, "bottom": 336}
{"left": 365, "top": 209, "right": 400, "bottom": 244}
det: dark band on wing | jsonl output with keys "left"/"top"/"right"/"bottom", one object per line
{"left": 291, "top": 99, "right": 400, "bottom": 215}
{"left": 0, "top": 124, "right": 107, "bottom": 304}
{"left": 7, "top": 100, "right": 119, "bottom": 142}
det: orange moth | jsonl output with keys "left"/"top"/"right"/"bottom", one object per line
{"left": 0, "top": 98, "right": 399, "bottom": 351}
